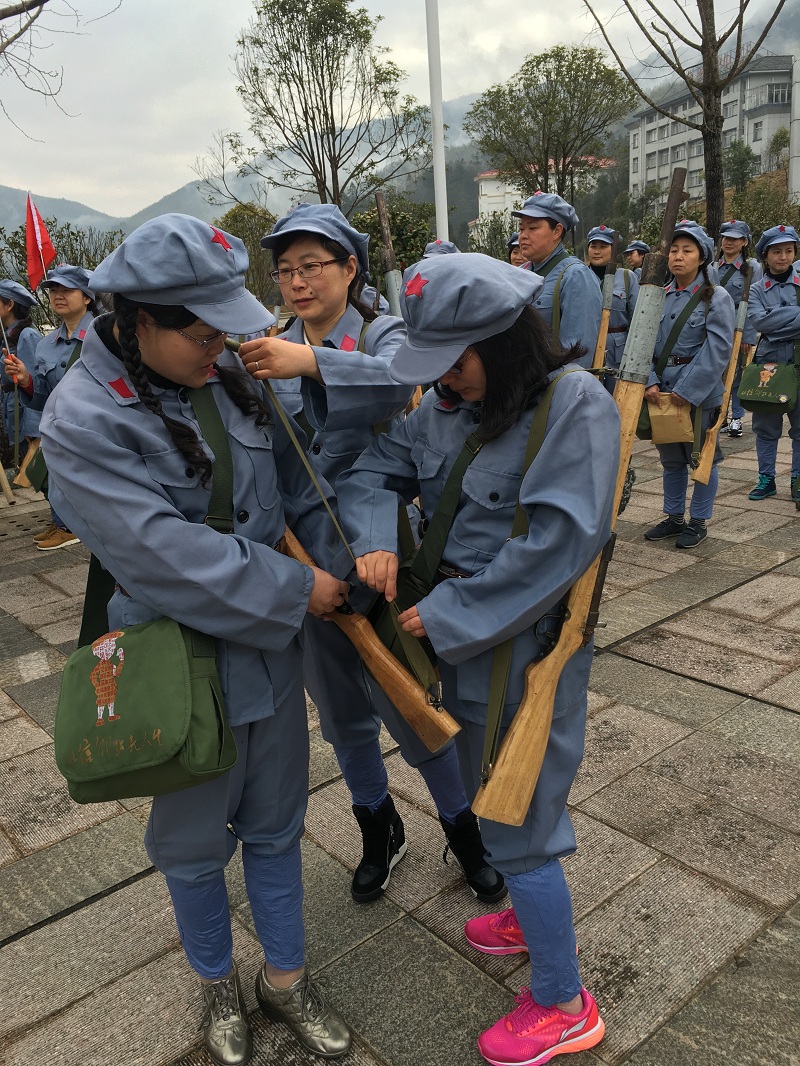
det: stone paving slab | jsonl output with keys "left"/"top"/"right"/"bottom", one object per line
{"left": 323, "top": 916, "right": 509, "bottom": 1066}
{"left": 0, "top": 574, "right": 71, "bottom": 614}
{"left": 758, "top": 667, "right": 800, "bottom": 712}
{"left": 0, "top": 744, "right": 120, "bottom": 854}
{"left": 630, "top": 562, "right": 755, "bottom": 610}
{"left": 0, "top": 812, "right": 151, "bottom": 941}
{"left": 0, "top": 611, "right": 55, "bottom": 663}
{"left": 706, "top": 698, "right": 800, "bottom": 766}
{"left": 570, "top": 702, "right": 692, "bottom": 805}
{"left": 611, "top": 539, "right": 696, "bottom": 574}
{"left": 0, "top": 715, "right": 52, "bottom": 759}
{"left": 0, "top": 690, "right": 21, "bottom": 722}
{"left": 595, "top": 591, "right": 683, "bottom": 648}
{"left": 709, "top": 571, "right": 800, "bottom": 621}
{"left": 38, "top": 562, "right": 90, "bottom": 597}
{"left": 565, "top": 861, "right": 770, "bottom": 1065}
{"left": 3, "top": 925, "right": 261, "bottom": 1066}
{"left": 589, "top": 654, "right": 745, "bottom": 727}
{"left": 657, "top": 604, "right": 800, "bottom": 663}
{"left": 712, "top": 543, "right": 797, "bottom": 570}
{"left": 710, "top": 508, "right": 796, "bottom": 542}
{"left": 580, "top": 767, "right": 800, "bottom": 907}
{"left": 384, "top": 751, "right": 437, "bottom": 819}
{"left": 0, "top": 644, "right": 65, "bottom": 687}
{"left": 626, "top": 904, "right": 800, "bottom": 1066}
{"left": 6, "top": 670, "right": 65, "bottom": 734}
{"left": 8, "top": 594, "right": 85, "bottom": 634}
{"left": 644, "top": 729, "right": 800, "bottom": 832}
{"left": 0, "top": 827, "right": 20, "bottom": 869}
{"left": 615, "top": 629, "right": 791, "bottom": 697}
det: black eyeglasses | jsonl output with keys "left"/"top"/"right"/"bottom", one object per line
{"left": 270, "top": 258, "right": 348, "bottom": 284}
{"left": 171, "top": 327, "right": 226, "bottom": 349}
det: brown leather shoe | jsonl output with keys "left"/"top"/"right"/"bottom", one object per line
{"left": 36, "top": 527, "right": 79, "bottom": 551}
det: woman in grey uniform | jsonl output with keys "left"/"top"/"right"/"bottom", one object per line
{"left": 335, "top": 253, "right": 618, "bottom": 1066}
{"left": 643, "top": 221, "right": 735, "bottom": 549}
{"left": 38, "top": 214, "right": 353, "bottom": 1066}
{"left": 239, "top": 204, "right": 504, "bottom": 907}
{"left": 0, "top": 279, "right": 42, "bottom": 466}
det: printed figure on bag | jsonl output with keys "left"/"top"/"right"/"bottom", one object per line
{"left": 759, "top": 364, "right": 778, "bottom": 387}
{"left": 90, "top": 630, "right": 126, "bottom": 726}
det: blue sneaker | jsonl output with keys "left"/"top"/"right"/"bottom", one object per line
{"left": 748, "top": 475, "right": 776, "bottom": 501}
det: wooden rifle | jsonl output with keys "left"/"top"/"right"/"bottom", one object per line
{"left": 472, "top": 168, "right": 688, "bottom": 826}
{"left": 282, "top": 529, "right": 460, "bottom": 752}
{"left": 591, "top": 232, "right": 620, "bottom": 372}
{"left": 691, "top": 265, "right": 753, "bottom": 486}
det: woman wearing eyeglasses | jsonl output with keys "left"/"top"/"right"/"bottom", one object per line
{"left": 238, "top": 203, "right": 505, "bottom": 909}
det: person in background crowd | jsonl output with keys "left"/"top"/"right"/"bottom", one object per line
{"left": 623, "top": 239, "right": 650, "bottom": 278}
{"left": 422, "top": 239, "right": 461, "bottom": 257}
{"left": 715, "top": 220, "right": 762, "bottom": 438}
{"left": 3, "top": 265, "right": 97, "bottom": 549}
{"left": 0, "top": 279, "right": 42, "bottom": 466}
{"left": 585, "top": 225, "right": 639, "bottom": 392}
{"left": 643, "top": 221, "right": 735, "bottom": 548}
{"left": 746, "top": 224, "right": 800, "bottom": 507}
{"left": 512, "top": 192, "right": 601, "bottom": 365}
{"left": 507, "top": 233, "right": 527, "bottom": 268}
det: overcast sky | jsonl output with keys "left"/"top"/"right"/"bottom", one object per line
{"left": 1, "top": 0, "right": 794, "bottom": 217}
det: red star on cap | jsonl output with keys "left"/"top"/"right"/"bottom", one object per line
{"left": 404, "top": 273, "right": 429, "bottom": 298}
{"left": 434, "top": 239, "right": 442, "bottom": 245}
{"left": 779, "top": 225, "right": 786, "bottom": 232}
{"left": 210, "top": 227, "right": 232, "bottom": 251}
{"left": 599, "top": 225, "right": 607, "bottom": 230}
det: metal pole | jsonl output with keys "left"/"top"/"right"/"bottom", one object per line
{"left": 425, "top": 0, "right": 449, "bottom": 240}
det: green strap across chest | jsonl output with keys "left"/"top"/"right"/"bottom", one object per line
{"left": 654, "top": 288, "right": 706, "bottom": 379}
{"left": 719, "top": 263, "right": 737, "bottom": 289}
{"left": 188, "top": 384, "right": 236, "bottom": 534}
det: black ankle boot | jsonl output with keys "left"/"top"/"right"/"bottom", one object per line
{"left": 440, "top": 809, "right": 507, "bottom": 904}
{"left": 351, "top": 794, "right": 407, "bottom": 903}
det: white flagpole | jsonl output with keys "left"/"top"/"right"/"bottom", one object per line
{"left": 425, "top": 0, "right": 449, "bottom": 240}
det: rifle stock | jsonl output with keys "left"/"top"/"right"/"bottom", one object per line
{"left": 282, "top": 528, "right": 460, "bottom": 752}
{"left": 691, "top": 266, "right": 753, "bottom": 486}
{"left": 591, "top": 232, "right": 619, "bottom": 371}
{"left": 471, "top": 167, "right": 687, "bottom": 826}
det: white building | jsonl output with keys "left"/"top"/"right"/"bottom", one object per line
{"left": 474, "top": 171, "right": 522, "bottom": 217}
{"left": 627, "top": 52, "right": 795, "bottom": 206}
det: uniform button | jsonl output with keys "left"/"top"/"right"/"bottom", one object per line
{"left": 185, "top": 467, "right": 195, "bottom": 478}
{"left": 311, "top": 443, "right": 321, "bottom": 454}
{"left": 178, "top": 388, "right": 189, "bottom": 403}
{"left": 670, "top": 313, "right": 676, "bottom": 319}
{"left": 489, "top": 491, "right": 499, "bottom": 502}
{"left": 60, "top": 360, "right": 67, "bottom": 368}
{"left": 237, "top": 510, "right": 249, "bottom": 523}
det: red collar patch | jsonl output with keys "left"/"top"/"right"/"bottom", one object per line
{"left": 108, "top": 377, "right": 135, "bottom": 398}
{"left": 77, "top": 329, "right": 87, "bottom": 340}
{"left": 340, "top": 334, "right": 356, "bottom": 352}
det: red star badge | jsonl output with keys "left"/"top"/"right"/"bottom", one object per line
{"left": 210, "top": 227, "right": 232, "bottom": 251}
{"left": 779, "top": 225, "right": 786, "bottom": 232}
{"left": 404, "top": 273, "right": 429, "bottom": 298}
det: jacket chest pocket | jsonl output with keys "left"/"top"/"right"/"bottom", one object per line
{"left": 142, "top": 447, "right": 204, "bottom": 489}
{"left": 228, "top": 421, "right": 279, "bottom": 512}
{"left": 461, "top": 466, "right": 519, "bottom": 512}
{"left": 411, "top": 439, "right": 447, "bottom": 495}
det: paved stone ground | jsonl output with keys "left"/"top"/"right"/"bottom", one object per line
{"left": 0, "top": 420, "right": 798, "bottom": 1066}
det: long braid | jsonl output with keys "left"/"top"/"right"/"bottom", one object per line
{"left": 215, "top": 363, "right": 273, "bottom": 427}
{"left": 699, "top": 263, "right": 715, "bottom": 304}
{"left": 114, "top": 297, "right": 213, "bottom": 486}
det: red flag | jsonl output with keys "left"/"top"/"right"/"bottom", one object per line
{"left": 25, "top": 193, "right": 56, "bottom": 290}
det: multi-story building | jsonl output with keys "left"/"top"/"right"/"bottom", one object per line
{"left": 627, "top": 52, "right": 795, "bottom": 206}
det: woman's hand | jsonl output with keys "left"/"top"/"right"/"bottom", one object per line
{"left": 644, "top": 385, "right": 662, "bottom": 404}
{"left": 307, "top": 567, "right": 350, "bottom": 620}
{"left": 239, "top": 337, "right": 321, "bottom": 382}
{"left": 355, "top": 551, "right": 399, "bottom": 602}
{"left": 2, "top": 352, "right": 30, "bottom": 389}
{"left": 740, "top": 343, "right": 754, "bottom": 359}
{"left": 670, "top": 392, "right": 688, "bottom": 407}
{"left": 398, "top": 605, "right": 427, "bottom": 639}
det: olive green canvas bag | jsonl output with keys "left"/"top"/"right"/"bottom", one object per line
{"left": 53, "top": 384, "right": 238, "bottom": 803}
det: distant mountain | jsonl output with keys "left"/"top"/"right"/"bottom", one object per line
{"left": 0, "top": 185, "right": 118, "bottom": 231}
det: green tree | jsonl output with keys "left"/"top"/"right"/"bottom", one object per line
{"left": 724, "top": 140, "right": 757, "bottom": 193}
{"left": 582, "top": 0, "right": 790, "bottom": 240}
{"left": 468, "top": 211, "right": 514, "bottom": 260}
{"left": 197, "top": 0, "right": 430, "bottom": 215}
{"left": 214, "top": 203, "right": 279, "bottom": 312}
{"left": 463, "top": 45, "right": 635, "bottom": 200}
{"left": 731, "top": 174, "right": 800, "bottom": 243}
{"left": 766, "top": 127, "right": 790, "bottom": 172}
{"left": 350, "top": 194, "right": 434, "bottom": 282}
{"left": 0, "top": 219, "right": 124, "bottom": 327}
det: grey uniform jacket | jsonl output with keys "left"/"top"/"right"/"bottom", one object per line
{"left": 22, "top": 312, "right": 96, "bottom": 414}
{"left": 270, "top": 303, "right": 413, "bottom": 487}
{"left": 1, "top": 321, "right": 42, "bottom": 438}
{"left": 39, "top": 320, "right": 349, "bottom": 725}
{"left": 648, "top": 282, "right": 735, "bottom": 409}
{"left": 336, "top": 366, "right": 620, "bottom": 725}
{"left": 528, "top": 246, "right": 602, "bottom": 366}
{"left": 714, "top": 256, "right": 762, "bottom": 345}
{"left": 747, "top": 266, "right": 800, "bottom": 363}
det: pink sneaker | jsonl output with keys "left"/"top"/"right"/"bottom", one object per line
{"left": 477, "top": 988, "right": 604, "bottom": 1066}
{"left": 465, "top": 907, "right": 528, "bottom": 955}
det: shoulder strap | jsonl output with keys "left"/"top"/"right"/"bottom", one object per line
{"left": 187, "top": 384, "right": 236, "bottom": 534}
{"left": 65, "top": 339, "right": 83, "bottom": 371}
{"left": 654, "top": 287, "right": 705, "bottom": 379}
{"left": 537, "top": 248, "right": 569, "bottom": 279}
{"left": 481, "top": 371, "right": 576, "bottom": 781}
{"left": 719, "top": 263, "right": 737, "bottom": 288}
{"left": 551, "top": 261, "right": 578, "bottom": 342}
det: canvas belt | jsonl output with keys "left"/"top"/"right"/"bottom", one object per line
{"left": 607, "top": 326, "right": 627, "bottom": 334}
{"left": 667, "top": 355, "right": 695, "bottom": 366}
